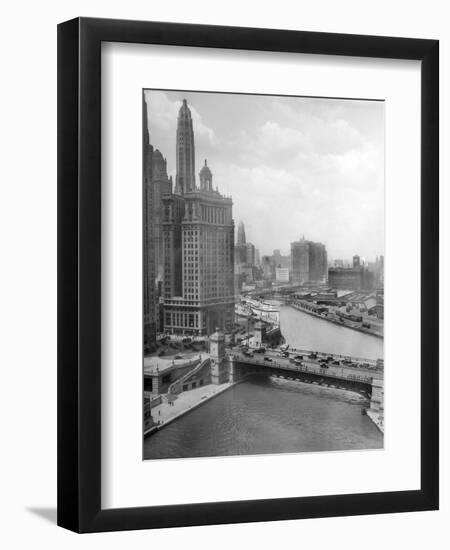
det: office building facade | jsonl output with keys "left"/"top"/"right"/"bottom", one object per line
{"left": 162, "top": 100, "right": 235, "bottom": 336}
{"left": 290, "top": 237, "right": 327, "bottom": 284}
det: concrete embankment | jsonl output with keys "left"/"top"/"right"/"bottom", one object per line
{"left": 365, "top": 409, "right": 384, "bottom": 433}
{"left": 144, "top": 382, "right": 237, "bottom": 437}
{"left": 288, "top": 303, "right": 383, "bottom": 339}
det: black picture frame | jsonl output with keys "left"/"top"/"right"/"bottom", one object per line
{"left": 57, "top": 17, "right": 439, "bottom": 533}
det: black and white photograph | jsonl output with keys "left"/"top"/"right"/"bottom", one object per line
{"left": 0, "top": 0, "right": 444, "bottom": 542}
{"left": 142, "top": 89, "right": 385, "bottom": 459}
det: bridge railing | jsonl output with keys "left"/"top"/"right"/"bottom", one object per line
{"left": 280, "top": 347, "right": 379, "bottom": 366}
{"left": 230, "top": 354, "right": 374, "bottom": 384}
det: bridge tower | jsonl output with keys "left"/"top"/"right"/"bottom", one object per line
{"left": 251, "top": 321, "right": 266, "bottom": 348}
{"left": 209, "top": 328, "right": 226, "bottom": 384}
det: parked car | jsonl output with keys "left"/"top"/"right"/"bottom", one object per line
{"left": 264, "top": 357, "right": 273, "bottom": 362}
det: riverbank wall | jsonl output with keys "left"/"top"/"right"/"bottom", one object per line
{"left": 366, "top": 409, "right": 384, "bottom": 433}
{"left": 287, "top": 302, "right": 383, "bottom": 339}
{"left": 144, "top": 381, "right": 238, "bottom": 438}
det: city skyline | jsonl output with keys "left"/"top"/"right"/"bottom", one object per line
{"left": 144, "top": 89, "right": 385, "bottom": 260}
{"left": 235, "top": 219, "right": 382, "bottom": 266}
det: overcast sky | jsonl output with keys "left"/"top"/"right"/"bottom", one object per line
{"left": 144, "top": 89, "right": 384, "bottom": 261}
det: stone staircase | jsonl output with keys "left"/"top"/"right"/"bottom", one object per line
{"left": 168, "top": 357, "right": 211, "bottom": 395}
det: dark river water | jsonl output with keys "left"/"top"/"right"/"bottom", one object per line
{"left": 144, "top": 377, "right": 383, "bottom": 460}
{"left": 143, "top": 305, "right": 383, "bottom": 460}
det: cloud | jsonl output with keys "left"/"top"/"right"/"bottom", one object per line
{"left": 145, "top": 90, "right": 216, "bottom": 147}
{"left": 144, "top": 90, "right": 384, "bottom": 260}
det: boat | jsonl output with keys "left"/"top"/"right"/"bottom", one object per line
{"left": 235, "top": 303, "right": 251, "bottom": 317}
{"left": 242, "top": 298, "right": 280, "bottom": 324}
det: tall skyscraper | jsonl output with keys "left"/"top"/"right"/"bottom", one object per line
{"left": 245, "top": 242, "right": 256, "bottom": 266}
{"left": 255, "top": 248, "right": 261, "bottom": 266}
{"left": 309, "top": 242, "right": 327, "bottom": 281}
{"left": 291, "top": 238, "right": 310, "bottom": 284}
{"left": 237, "top": 221, "right": 246, "bottom": 245}
{"left": 162, "top": 100, "right": 235, "bottom": 336}
{"left": 234, "top": 221, "right": 248, "bottom": 268}
{"left": 143, "top": 95, "right": 157, "bottom": 354}
{"left": 291, "top": 237, "right": 327, "bottom": 284}
{"left": 175, "top": 99, "right": 196, "bottom": 194}
{"left": 152, "top": 149, "right": 172, "bottom": 281}
{"left": 375, "top": 255, "right": 384, "bottom": 288}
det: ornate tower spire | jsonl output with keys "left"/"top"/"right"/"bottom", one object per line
{"left": 175, "top": 99, "right": 196, "bottom": 194}
{"left": 199, "top": 159, "right": 213, "bottom": 191}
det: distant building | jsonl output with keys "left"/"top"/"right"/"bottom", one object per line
{"left": 272, "top": 249, "right": 290, "bottom": 269}
{"left": 152, "top": 149, "right": 172, "bottom": 281}
{"left": 375, "top": 255, "right": 384, "bottom": 288}
{"left": 353, "top": 255, "right": 361, "bottom": 268}
{"left": 310, "top": 243, "right": 327, "bottom": 282}
{"left": 375, "top": 289, "right": 384, "bottom": 319}
{"left": 234, "top": 243, "right": 247, "bottom": 265}
{"left": 234, "top": 221, "right": 257, "bottom": 274}
{"left": 239, "top": 265, "right": 257, "bottom": 282}
{"left": 237, "top": 221, "right": 246, "bottom": 245}
{"left": 245, "top": 242, "right": 256, "bottom": 266}
{"left": 334, "top": 259, "right": 344, "bottom": 268}
{"left": 255, "top": 248, "right": 261, "bottom": 266}
{"left": 328, "top": 265, "right": 375, "bottom": 291}
{"left": 275, "top": 267, "right": 290, "bottom": 283}
{"left": 261, "top": 255, "right": 275, "bottom": 280}
{"left": 290, "top": 237, "right": 327, "bottom": 284}
{"left": 291, "top": 239, "right": 309, "bottom": 283}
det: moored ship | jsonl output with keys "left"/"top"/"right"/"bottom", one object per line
{"left": 240, "top": 298, "right": 280, "bottom": 324}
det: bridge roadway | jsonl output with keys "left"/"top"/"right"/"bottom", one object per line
{"left": 230, "top": 348, "right": 383, "bottom": 386}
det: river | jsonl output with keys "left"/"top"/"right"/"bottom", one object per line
{"left": 143, "top": 306, "right": 383, "bottom": 460}
{"left": 143, "top": 376, "right": 382, "bottom": 459}
{"left": 279, "top": 304, "right": 383, "bottom": 360}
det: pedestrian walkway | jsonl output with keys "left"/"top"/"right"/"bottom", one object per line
{"left": 151, "top": 382, "right": 234, "bottom": 427}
